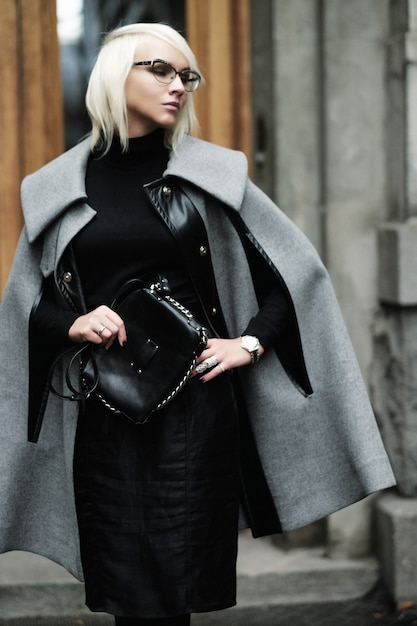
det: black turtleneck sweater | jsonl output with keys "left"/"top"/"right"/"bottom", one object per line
{"left": 33, "top": 129, "right": 288, "bottom": 349}
{"left": 73, "top": 128, "right": 201, "bottom": 315}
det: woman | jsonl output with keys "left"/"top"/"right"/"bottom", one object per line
{"left": 0, "top": 22, "right": 395, "bottom": 625}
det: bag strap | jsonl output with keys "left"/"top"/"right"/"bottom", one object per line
{"left": 111, "top": 274, "right": 169, "bottom": 309}
{"left": 47, "top": 343, "right": 99, "bottom": 402}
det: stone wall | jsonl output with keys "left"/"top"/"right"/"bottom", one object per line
{"left": 251, "top": 0, "right": 417, "bottom": 599}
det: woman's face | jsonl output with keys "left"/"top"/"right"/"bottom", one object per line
{"left": 124, "top": 37, "right": 189, "bottom": 137}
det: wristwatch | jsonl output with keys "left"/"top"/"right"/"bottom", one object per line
{"left": 240, "top": 335, "right": 260, "bottom": 364}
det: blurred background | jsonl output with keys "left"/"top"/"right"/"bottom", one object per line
{"left": 1, "top": 0, "right": 417, "bottom": 619}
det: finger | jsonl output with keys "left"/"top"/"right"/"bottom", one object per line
{"left": 199, "top": 367, "right": 220, "bottom": 383}
{"left": 196, "top": 349, "right": 211, "bottom": 364}
{"left": 96, "top": 322, "right": 125, "bottom": 343}
{"left": 95, "top": 312, "right": 125, "bottom": 338}
{"left": 98, "top": 319, "right": 126, "bottom": 348}
{"left": 96, "top": 324, "right": 109, "bottom": 338}
{"left": 105, "top": 328, "right": 127, "bottom": 350}
{"left": 104, "top": 310, "right": 125, "bottom": 328}
{"left": 104, "top": 336, "right": 117, "bottom": 350}
{"left": 197, "top": 338, "right": 218, "bottom": 357}
{"left": 196, "top": 355, "right": 218, "bottom": 372}
{"left": 117, "top": 324, "right": 127, "bottom": 346}
{"left": 199, "top": 362, "right": 228, "bottom": 383}
{"left": 92, "top": 324, "right": 113, "bottom": 342}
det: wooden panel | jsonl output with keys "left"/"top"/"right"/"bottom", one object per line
{"left": 21, "top": 0, "right": 64, "bottom": 175}
{"left": 231, "top": 0, "right": 251, "bottom": 159}
{"left": 186, "top": 0, "right": 251, "bottom": 158}
{"left": 0, "top": 1, "right": 22, "bottom": 293}
{"left": 0, "top": 0, "right": 63, "bottom": 295}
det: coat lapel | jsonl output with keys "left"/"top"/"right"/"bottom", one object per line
{"left": 21, "top": 138, "right": 91, "bottom": 243}
{"left": 165, "top": 136, "right": 248, "bottom": 211}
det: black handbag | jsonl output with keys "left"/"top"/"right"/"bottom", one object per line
{"left": 50, "top": 276, "right": 208, "bottom": 424}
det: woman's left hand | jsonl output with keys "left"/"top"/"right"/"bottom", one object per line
{"left": 192, "top": 337, "right": 264, "bottom": 382}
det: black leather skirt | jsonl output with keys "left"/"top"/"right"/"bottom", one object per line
{"left": 73, "top": 372, "right": 240, "bottom": 619}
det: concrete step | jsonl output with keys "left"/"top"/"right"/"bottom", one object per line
{"left": 0, "top": 533, "right": 380, "bottom": 624}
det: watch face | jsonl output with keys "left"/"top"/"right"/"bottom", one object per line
{"left": 242, "top": 336, "right": 258, "bottom": 351}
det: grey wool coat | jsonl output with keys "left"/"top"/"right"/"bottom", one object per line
{"left": 0, "top": 135, "right": 395, "bottom": 580}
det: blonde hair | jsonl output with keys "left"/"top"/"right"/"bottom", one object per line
{"left": 85, "top": 23, "right": 203, "bottom": 153}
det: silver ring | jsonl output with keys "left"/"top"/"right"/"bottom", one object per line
{"left": 218, "top": 363, "right": 225, "bottom": 373}
{"left": 205, "top": 356, "right": 218, "bottom": 369}
{"left": 97, "top": 325, "right": 106, "bottom": 337}
{"left": 195, "top": 356, "right": 218, "bottom": 374}
{"left": 195, "top": 362, "right": 207, "bottom": 374}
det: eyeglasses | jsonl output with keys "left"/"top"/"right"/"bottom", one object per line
{"left": 132, "top": 59, "right": 201, "bottom": 92}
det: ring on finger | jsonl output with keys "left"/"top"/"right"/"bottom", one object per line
{"left": 97, "top": 325, "right": 107, "bottom": 337}
{"left": 204, "top": 356, "right": 218, "bottom": 369}
{"left": 218, "top": 363, "right": 225, "bottom": 373}
{"left": 196, "top": 356, "right": 218, "bottom": 374}
{"left": 195, "top": 362, "right": 207, "bottom": 374}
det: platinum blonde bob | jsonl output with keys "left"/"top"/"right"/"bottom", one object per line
{"left": 85, "top": 23, "right": 203, "bottom": 153}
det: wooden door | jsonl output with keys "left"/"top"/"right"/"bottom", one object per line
{"left": 0, "top": 0, "right": 63, "bottom": 294}
{"left": 186, "top": 0, "right": 251, "bottom": 157}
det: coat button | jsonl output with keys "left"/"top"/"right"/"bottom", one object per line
{"left": 63, "top": 271, "right": 72, "bottom": 282}
{"left": 211, "top": 307, "right": 217, "bottom": 316}
{"left": 199, "top": 245, "right": 208, "bottom": 256}
{"left": 162, "top": 186, "right": 172, "bottom": 196}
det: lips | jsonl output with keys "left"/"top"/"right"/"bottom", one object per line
{"left": 164, "top": 101, "right": 180, "bottom": 110}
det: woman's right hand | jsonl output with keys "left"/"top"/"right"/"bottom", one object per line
{"left": 68, "top": 305, "right": 126, "bottom": 349}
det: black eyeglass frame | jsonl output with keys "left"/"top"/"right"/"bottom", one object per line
{"left": 132, "top": 58, "right": 201, "bottom": 92}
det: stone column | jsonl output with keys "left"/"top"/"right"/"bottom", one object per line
{"left": 251, "top": 0, "right": 391, "bottom": 557}
{"left": 320, "top": 0, "right": 390, "bottom": 559}
{"left": 374, "top": 0, "right": 417, "bottom": 605}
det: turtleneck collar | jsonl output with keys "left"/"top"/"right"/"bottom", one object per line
{"left": 95, "top": 128, "right": 169, "bottom": 168}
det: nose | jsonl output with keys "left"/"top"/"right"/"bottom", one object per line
{"left": 169, "top": 74, "right": 185, "bottom": 93}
